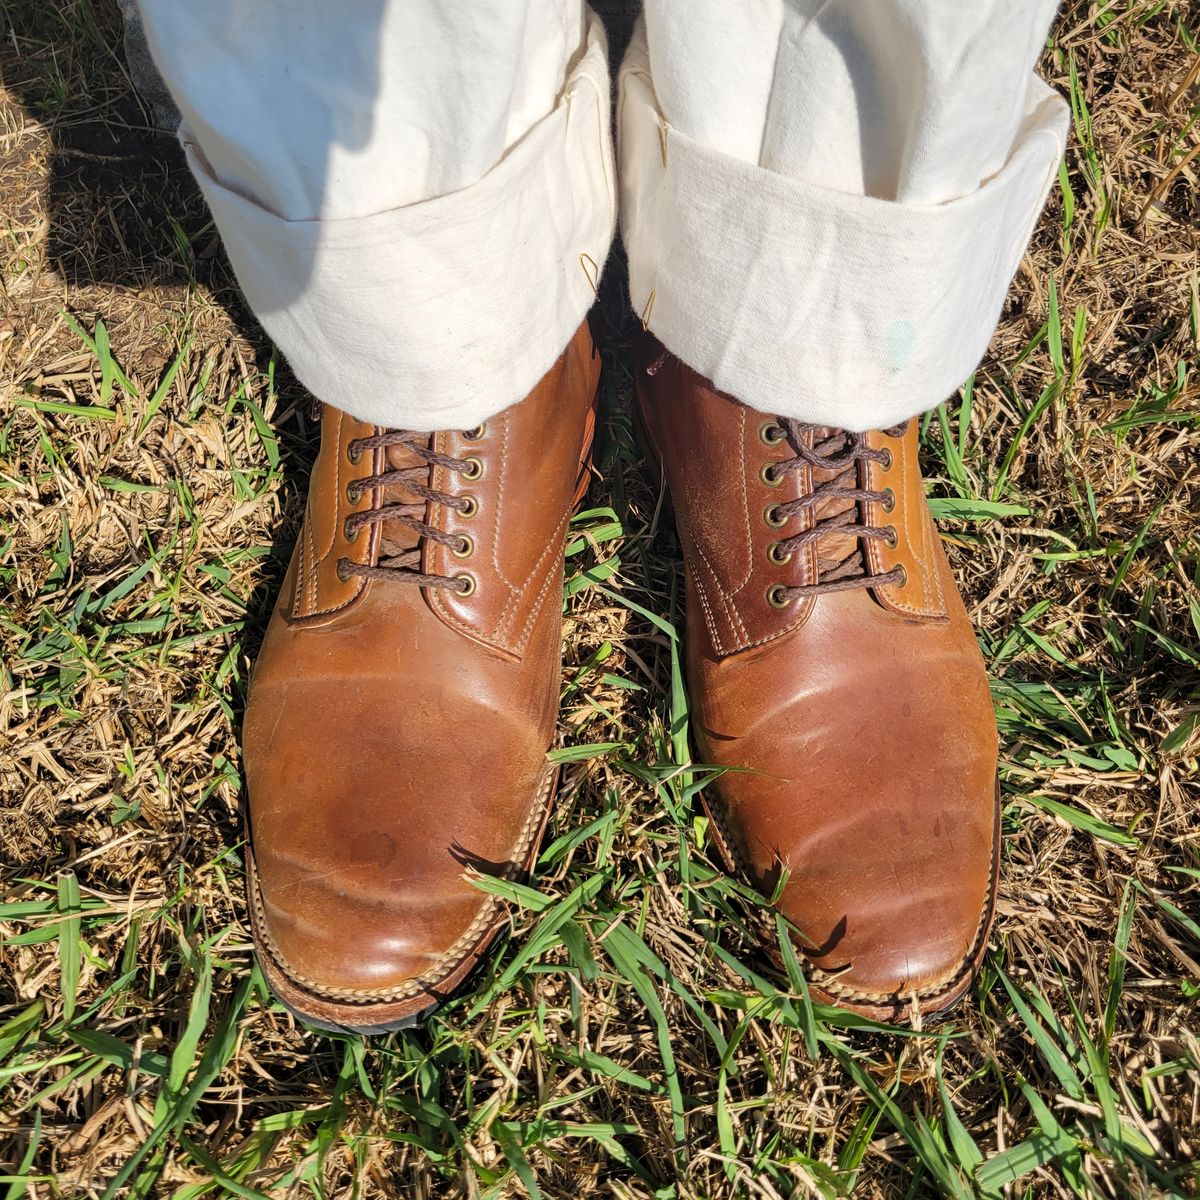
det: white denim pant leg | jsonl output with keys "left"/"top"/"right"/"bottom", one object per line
{"left": 135, "top": 0, "right": 616, "bottom": 432}
{"left": 619, "top": 1, "right": 1070, "bottom": 430}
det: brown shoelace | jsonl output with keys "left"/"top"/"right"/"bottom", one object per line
{"left": 763, "top": 418, "right": 909, "bottom": 604}
{"left": 337, "top": 428, "right": 482, "bottom": 592}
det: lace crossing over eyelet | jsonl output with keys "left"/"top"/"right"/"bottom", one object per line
{"left": 743, "top": 417, "right": 910, "bottom": 603}
{"left": 766, "top": 583, "right": 792, "bottom": 609}
{"left": 333, "top": 427, "right": 496, "bottom": 592}
{"left": 759, "top": 421, "right": 785, "bottom": 446}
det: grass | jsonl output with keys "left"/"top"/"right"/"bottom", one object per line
{"left": 1, "top": 0, "right": 1198, "bottom": 1196}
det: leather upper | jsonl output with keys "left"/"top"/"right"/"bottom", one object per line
{"left": 242, "top": 322, "right": 599, "bottom": 1007}
{"left": 639, "top": 345, "right": 999, "bottom": 1016}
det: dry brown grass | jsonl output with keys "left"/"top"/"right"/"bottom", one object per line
{"left": 1, "top": 1, "right": 1198, "bottom": 1197}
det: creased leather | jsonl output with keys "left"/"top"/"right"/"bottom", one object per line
{"left": 241, "top": 321, "right": 600, "bottom": 1024}
{"left": 638, "top": 339, "right": 999, "bottom": 1019}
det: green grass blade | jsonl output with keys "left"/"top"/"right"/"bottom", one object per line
{"left": 56, "top": 872, "right": 82, "bottom": 1026}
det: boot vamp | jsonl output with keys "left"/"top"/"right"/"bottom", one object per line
{"left": 242, "top": 575, "right": 559, "bottom": 992}
{"left": 693, "top": 581, "right": 998, "bottom": 1000}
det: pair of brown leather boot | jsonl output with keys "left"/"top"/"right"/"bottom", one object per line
{"left": 242, "top": 320, "right": 998, "bottom": 1032}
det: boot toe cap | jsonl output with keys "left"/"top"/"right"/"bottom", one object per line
{"left": 770, "top": 790, "right": 999, "bottom": 1018}
{"left": 784, "top": 879, "right": 995, "bottom": 1017}
{"left": 248, "top": 854, "right": 497, "bottom": 1000}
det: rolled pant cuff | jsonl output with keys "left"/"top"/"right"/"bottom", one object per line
{"left": 618, "top": 27, "right": 1069, "bottom": 431}
{"left": 184, "top": 10, "right": 615, "bottom": 432}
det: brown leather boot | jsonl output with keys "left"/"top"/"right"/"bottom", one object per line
{"left": 638, "top": 342, "right": 998, "bottom": 1022}
{"left": 242, "top": 322, "right": 600, "bottom": 1032}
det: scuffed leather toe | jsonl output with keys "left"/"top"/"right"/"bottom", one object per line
{"left": 639, "top": 353, "right": 1001, "bottom": 1022}
{"left": 240, "top": 323, "right": 600, "bottom": 1030}
{"left": 774, "top": 792, "right": 999, "bottom": 1018}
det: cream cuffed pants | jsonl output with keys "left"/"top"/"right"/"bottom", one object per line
{"left": 136, "top": 1, "right": 1068, "bottom": 433}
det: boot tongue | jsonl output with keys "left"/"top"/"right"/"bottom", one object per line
{"left": 376, "top": 435, "right": 431, "bottom": 558}
{"left": 802, "top": 426, "right": 866, "bottom": 581}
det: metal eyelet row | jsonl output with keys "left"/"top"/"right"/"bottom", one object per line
{"left": 761, "top": 445, "right": 790, "bottom": 604}
{"left": 446, "top": 436, "right": 482, "bottom": 594}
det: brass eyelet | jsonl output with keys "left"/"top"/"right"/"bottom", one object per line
{"left": 459, "top": 494, "right": 478, "bottom": 519}
{"left": 764, "top": 503, "right": 787, "bottom": 529}
{"left": 336, "top": 557, "right": 352, "bottom": 582}
{"left": 759, "top": 421, "right": 785, "bottom": 446}
{"left": 462, "top": 456, "right": 484, "bottom": 481}
{"left": 879, "top": 448, "right": 894, "bottom": 470}
{"left": 760, "top": 463, "right": 783, "bottom": 487}
{"left": 456, "top": 572, "right": 476, "bottom": 597}
{"left": 884, "top": 524, "right": 898, "bottom": 548}
{"left": 462, "top": 424, "right": 486, "bottom": 442}
{"left": 894, "top": 565, "right": 908, "bottom": 587}
{"left": 452, "top": 533, "right": 475, "bottom": 559}
{"left": 766, "top": 583, "right": 791, "bottom": 609}
{"left": 346, "top": 483, "right": 361, "bottom": 505}
{"left": 768, "top": 541, "right": 792, "bottom": 566}
{"left": 347, "top": 442, "right": 362, "bottom": 465}
{"left": 343, "top": 519, "right": 360, "bottom": 543}
{"left": 881, "top": 487, "right": 896, "bottom": 513}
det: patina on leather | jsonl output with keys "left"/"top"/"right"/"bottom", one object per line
{"left": 638, "top": 339, "right": 999, "bottom": 1022}
{"left": 242, "top": 321, "right": 600, "bottom": 1032}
